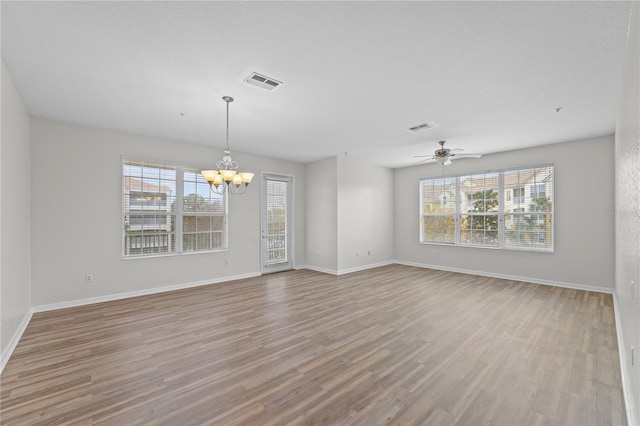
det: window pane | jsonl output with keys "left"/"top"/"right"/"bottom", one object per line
{"left": 460, "top": 214, "right": 498, "bottom": 246}
{"left": 183, "top": 167, "right": 225, "bottom": 214}
{"left": 459, "top": 172, "right": 499, "bottom": 247}
{"left": 183, "top": 231, "right": 224, "bottom": 251}
{"left": 504, "top": 213, "right": 552, "bottom": 250}
{"left": 123, "top": 160, "right": 177, "bottom": 256}
{"left": 266, "top": 179, "right": 288, "bottom": 265}
{"left": 503, "top": 166, "right": 553, "bottom": 250}
{"left": 183, "top": 215, "right": 197, "bottom": 232}
{"left": 197, "top": 216, "right": 214, "bottom": 232}
{"left": 461, "top": 173, "right": 498, "bottom": 213}
{"left": 183, "top": 214, "right": 224, "bottom": 251}
{"left": 422, "top": 177, "right": 456, "bottom": 214}
{"left": 421, "top": 177, "right": 456, "bottom": 243}
{"left": 422, "top": 215, "right": 455, "bottom": 243}
{"left": 124, "top": 214, "right": 175, "bottom": 255}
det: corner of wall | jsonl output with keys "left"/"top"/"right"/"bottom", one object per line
{"left": 1, "top": 60, "right": 33, "bottom": 369}
{"left": 614, "top": 2, "right": 640, "bottom": 423}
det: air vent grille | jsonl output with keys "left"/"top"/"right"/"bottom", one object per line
{"left": 408, "top": 122, "right": 434, "bottom": 132}
{"left": 244, "top": 72, "right": 282, "bottom": 91}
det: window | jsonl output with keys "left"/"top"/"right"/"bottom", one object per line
{"left": 421, "top": 177, "right": 456, "bottom": 244}
{"left": 503, "top": 167, "right": 553, "bottom": 250}
{"left": 122, "top": 159, "right": 226, "bottom": 257}
{"left": 460, "top": 172, "right": 499, "bottom": 247}
{"left": 512, "top": 187, "right": 525, "bottom": 204}
{"left": 531, "top": 183, "right": 546, "bottom": 200}
{"left": 420, "top": 165, "right": 553, "bottom": 252}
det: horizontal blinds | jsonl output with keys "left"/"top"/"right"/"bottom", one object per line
{"left": 421, "top": 177, "right": 456, "bottom": 244}
{"left": 503, "top": 166, "right": 553, "bottom": 250}
{"left": 460, "top": 172, "right": 499, "bottom": 247}
{"left": 122, "top": 159, "right": 227, "bottom": 256}
{"left": 420, "top": 165, "right": 553, "bottom": 252}
{"left": 266, "top": 179, "right": 288, "bottom": 265}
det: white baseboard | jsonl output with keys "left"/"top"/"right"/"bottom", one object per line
{"left": 296, "top": 264, "right": 338, "bottom": 275}
{"left": 394, "top": 260, "right": 614, "bottom": 294}
{"left": 297, "top": 260, "right": 394, "bottom": 276}
{"left": 335, "top": 260, "right": 395, "bottom": 276}
{"left": 32, "top": 271, "right": 261, "bottom": 313}
{"left": 613, "top": 293, "right": 636, "bottom": 426}
{"left": 1, "top": 308, "right": 33, "bottom": 374}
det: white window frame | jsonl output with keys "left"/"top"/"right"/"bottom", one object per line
{"left": 122, "top": 157, "right": 228, "bottom": 259}
{"left": 419, "top": 164, "right": 554, "bottom": 253}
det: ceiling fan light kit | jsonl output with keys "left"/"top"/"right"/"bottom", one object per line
{"left": 413, "top": 140, "right": 482, "bottom": 166}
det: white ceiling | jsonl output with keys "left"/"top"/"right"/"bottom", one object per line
{"left": 1, "top": 1, "right": 632, "bottom": 168}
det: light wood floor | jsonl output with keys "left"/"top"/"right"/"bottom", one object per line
{"left": 0, "top": 265, "right": 626, "bottom": 425}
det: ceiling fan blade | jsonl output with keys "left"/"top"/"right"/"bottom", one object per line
{"left": 413, "top": 154, "right": 436, "bottom": 158}
{"left": 449, "top": 148, "right": 464, "bottom": 152}
{"left": 452, "top": 154, "right": 482, "bottom": 159}
{"left": 413, "top": 158, "right": 436, "bottom": 165}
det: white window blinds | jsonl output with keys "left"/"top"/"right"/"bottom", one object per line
{"left": 420, "top": 165, "right": 553, "bottom": 252}
{"left": 122, "top": 158, "right": 227, "bottom": 257}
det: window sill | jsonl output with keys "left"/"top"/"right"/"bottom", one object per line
{"left": 122, "top": 248, "right": 228, "bottom": 260}
{"left": 419, "top": 241, "right": 554, "bottom": 253}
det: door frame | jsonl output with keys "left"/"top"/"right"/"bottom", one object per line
{"left": 260, "top": 171, "right": 295, "bottom": 274}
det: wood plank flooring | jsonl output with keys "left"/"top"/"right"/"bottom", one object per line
{"left": 0, "top": 265, "right": 626, "bottom": 425}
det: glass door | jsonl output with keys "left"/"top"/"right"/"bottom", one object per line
{"left": 261, "top": 173, "right": 293, "bottom": 273}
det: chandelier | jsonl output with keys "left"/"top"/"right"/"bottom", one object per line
{"left": 201, "top": 96, "right": 254, "bottom": 195}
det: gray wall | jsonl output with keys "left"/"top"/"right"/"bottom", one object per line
{"left": 615, "top": 2, "right": 640, "bottom": 423}
{"left": 305, "top": 157, "right": 338, "bottom": 272}
{"left": 30, "top": 118, "right": 306, "bottom": 307}
{"left": 304, "top": 155, "right": 394, "bottom": 274}
{"left": 1, "top": 62, "right": 32, "bottom": 360}
{"left": 394, "top": 136, "right": 615, "bottom": 291}
{"left": 336, "top": 156, "right": 393, "bottom": 272}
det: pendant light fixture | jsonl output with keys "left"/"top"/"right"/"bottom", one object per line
{"left": 201, "top": 96, "right": 254, "bottom": 194}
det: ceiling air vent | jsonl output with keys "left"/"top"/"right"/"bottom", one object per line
{"left": 409, "top": 123, "right": 433, "bottom": 132}
{"left": 408, "top": 122, "right": 434, "bottom": 132}
{"left": 244, "top": 72, "right": 282, "bottom": 91}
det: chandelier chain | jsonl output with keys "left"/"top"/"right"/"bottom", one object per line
{"left": 226, "top": 97, "right": 230, "bottom": 151}
{"left": 200, "top": 95, "right": 254, "bottom": 195}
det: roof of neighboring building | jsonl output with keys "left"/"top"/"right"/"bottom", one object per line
{"left": 423, "top": 167, "right": 552, "bottom": 200}
{"left": 123, "top": 177, "right": 173, "bottom": 193}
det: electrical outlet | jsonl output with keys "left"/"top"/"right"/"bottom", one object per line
{"left": 85, "top": 274, "right": 94, "bottom": 283}
{"left": 225, "top": 259, "right": 229, "bottom": 266}
{"left": 367, "top": 250, "right": 371, "bottom": 256}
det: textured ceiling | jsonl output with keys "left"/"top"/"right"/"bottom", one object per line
{"left": 0, "top": 1, "right": 632, "bottom": 168}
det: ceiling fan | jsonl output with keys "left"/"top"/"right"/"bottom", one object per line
{"left": 414, "top": 140, "right": 482, "bottom": 166}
